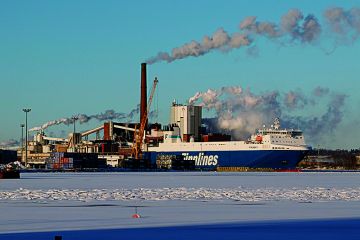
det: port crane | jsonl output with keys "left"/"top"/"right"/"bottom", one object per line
{"left": 132, "top": 77, "right": 158, "bottom": 159}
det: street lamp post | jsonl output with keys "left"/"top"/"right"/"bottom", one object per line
{"left": 20, "top": 124, "right": 25, "bottom": 163}
{"left": 23, "top": 108, "right": 31, "bottom": 167}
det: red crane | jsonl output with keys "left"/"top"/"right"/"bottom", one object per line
{"left": 132, "top": 77, "right": 158, "bottom": 159}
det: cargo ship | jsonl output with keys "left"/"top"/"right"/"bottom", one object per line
{"left": 134, "top": 64, "right": 309, "bottom": 170}
{"left": 144, "top": 103, "right": 309, "bottom": 170}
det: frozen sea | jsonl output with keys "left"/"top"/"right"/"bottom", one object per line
{"left": 0, "top": 171, "right": 360, "bottom": 239}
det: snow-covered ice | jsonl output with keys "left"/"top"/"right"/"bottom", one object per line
{"left": 0, "top": 172, "right": 360, "bottom": 233}
{"left": 2, "top": 186, "right": 360, "bottom": 202}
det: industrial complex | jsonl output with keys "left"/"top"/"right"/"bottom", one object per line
{"left": 2, "top": 63, "right": 208, "bottom": 170}
{"left": 1, "top": 63, "right": 360, "bottom": 173}
{"left": 2, "top": 63, "right": 308, "bottom": 171}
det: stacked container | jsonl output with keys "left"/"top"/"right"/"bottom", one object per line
{"left": 46, "top": 152, "right": 105, "bottom": 170}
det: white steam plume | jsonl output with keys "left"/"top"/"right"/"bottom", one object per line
{"left": 146, "top": 28, "right": 252, "bottom": 64}
{"left": 29, "top": 105, "right": 141, "bottom": 132}
{"left": 0, "top": 139, "right": 20, "bottom": 148}
{"left": 324, "top": 7, "right": 360, "bottom": 40}
{"left": 147, "top": 7, "right": 360, "bottom": 64}
{"left": 190, "top": 86, "right": 346, "bottom": 145}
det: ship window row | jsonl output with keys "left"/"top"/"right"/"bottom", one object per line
{"left": 272, "top": 135, "right": 292, "bottom": 138}
{"left": 274, "top": 140, "right": 298, "bottom": 144}
{"left": 272, "top": 135, "right": 303, "bottom": 140}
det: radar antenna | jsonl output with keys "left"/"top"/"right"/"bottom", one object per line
{"left": 273, "top": 118, "right": 280, "bottom": 130}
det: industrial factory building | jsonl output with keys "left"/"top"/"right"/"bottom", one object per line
{"left": 18, "top": 121, "right": 139, "bottom": 169}
{"left": 20, "top": 111, "right": 205, "bottom": 169}
{"left": 170, "top": 103, "right": 202, "bottom": 142}
{"left": 17, "top": 63, "right": 212, "bottom": 170}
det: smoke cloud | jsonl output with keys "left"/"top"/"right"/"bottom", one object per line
{"left": 0, "top": 139, "right": 20, "bottom": 148}
{"left": 189, "top": 86, "right": 347, "bottom": 145}
{"left": 283, "top": 93, "right": 346, "bottom": 142}
{"left": 146, "top": 28, "right": 252, "bottom": 64}
{"left": 147, "top": 7, "right": 360, "bottom": 64}
{"left": 324, "top": 7, "right": 360, "bottom": 39}
{"left": 284, "top": 90, "right": 313, "bottom": 109}
{"left": 313, "top": 86, "right": 330, "bottom": 97}
{"left": 29, "top": 105, "right": 141, "bottom": 132}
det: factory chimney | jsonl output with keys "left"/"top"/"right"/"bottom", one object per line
{"left": 140, "top": 63, "right": 147, "bottom": 125}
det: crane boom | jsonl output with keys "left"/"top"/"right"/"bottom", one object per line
{"left": 132, "top": 77, "right": 158, "bottom": 159}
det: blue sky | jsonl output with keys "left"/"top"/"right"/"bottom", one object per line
{"left": 0, "top": 0, "right": 359, "bottom": 149}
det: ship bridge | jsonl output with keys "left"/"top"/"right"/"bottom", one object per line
{"left": 251, "top": 118, "right": 306, "bottom": 147}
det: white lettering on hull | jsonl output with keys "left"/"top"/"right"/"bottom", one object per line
{"left": 182, "top": 153, "right": 218, "bottom": 166}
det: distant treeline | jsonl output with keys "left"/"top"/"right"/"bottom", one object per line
{"left": 309, "top": 149, "right": 360, "bottom": 155}
{"left": 301, "top": 149, "right": 360, "bottom": 170}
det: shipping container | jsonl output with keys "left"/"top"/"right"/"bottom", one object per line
{"left": 46, "top": 152, "right": 102, "bottom": 170}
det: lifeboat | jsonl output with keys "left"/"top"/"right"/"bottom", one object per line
{"left": 255, "top": 135, "right": 263, "bottom": 142}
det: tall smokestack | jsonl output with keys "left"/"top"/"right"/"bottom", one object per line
{"left": 140, "top": 63, "right": 147, "bottom": 125}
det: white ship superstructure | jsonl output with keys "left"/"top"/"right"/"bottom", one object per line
{"left": 146, "top": 108, "right": 309, "bottom": 169}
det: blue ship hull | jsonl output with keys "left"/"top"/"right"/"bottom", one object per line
{"left": 146, "top": 149, "right": 307, "bottom": 170}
